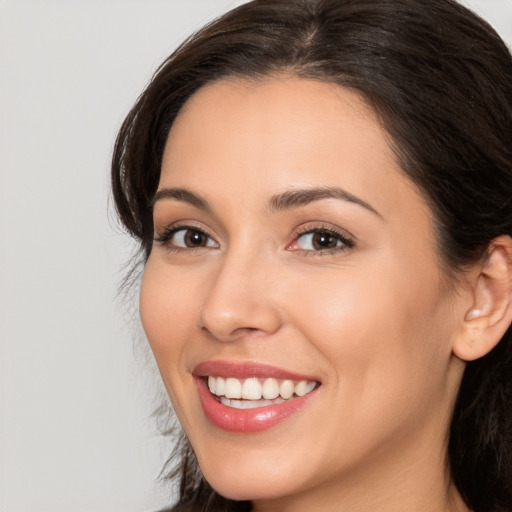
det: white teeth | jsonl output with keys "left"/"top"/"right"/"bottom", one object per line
{"left": 279, "top": 379, "right": 295, "bottom": 399}
{"left": 209, "top": 376, "right": 318, "bottom": 402}
{"left": 240, "top": 399, "right": 272, "bottom": 409}
{"left": 262, "top": 378, "right": 279, "bottom": 399}
{"left": 221, "top": 397, "right": 281, "bottom": 409}
{"left": 224, "top": 377, "right": 242, "bottom": 399}
{"left": 230, "top": 398, "right": 242, "bottom": 409}
{"left": 295, "top": 380, "right": 309, "bottom": 397}
{"left": 208, "top": 376, "right": 216, "bottom": 394}
{"left": 241, "top": 378, "right": 262, "bottom": 400}
{"left": 216, "top": 377, "right": 225, "bottom": 396}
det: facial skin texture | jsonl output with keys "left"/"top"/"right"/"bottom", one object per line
{"left": 140, "top": 77, "right": 474, "bottom": 512}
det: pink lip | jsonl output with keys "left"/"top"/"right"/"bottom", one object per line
{"left": 193, "top": 360, "right": 320, "bottom": 433}
{"left": 193, "top": 360, "right": 318, "bottom": 381}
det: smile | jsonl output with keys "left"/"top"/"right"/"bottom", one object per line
{"left": 194, "top": 361, "right": 321, "bottom": 432}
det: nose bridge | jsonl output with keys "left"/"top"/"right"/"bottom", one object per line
{"left": 198, "top": 242, "right": 280, "bottom": 342}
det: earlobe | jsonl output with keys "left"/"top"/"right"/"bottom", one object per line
{"left": 453, "top": 236, "right": 512, "bottom": 362}
{"left": 464, "top": 307, "right": 487, "bottom": 321}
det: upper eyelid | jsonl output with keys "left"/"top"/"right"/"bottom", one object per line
{"left": 154, "top": 221, "right": 355, "bottom": 249}
{"left": 153, "top": 212, "right": 227, "bottom": 234}
{"left": 292, "top": 223, "right": 356, "bottom": 242}
{"left": 155, "top": 221, "right": 211, "bottom": 236}
{"left": 154, "top": 224, "right": 215, "bottom": 244}
{"left": 153, "top": 225, "right": 220, "bottom": 253}
{"left": 289, "top": 224, "right": 356, "bottom": 252}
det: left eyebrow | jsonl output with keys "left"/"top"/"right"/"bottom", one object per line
{"left": 268, "top": 187, "right": 382, "bottom": 218}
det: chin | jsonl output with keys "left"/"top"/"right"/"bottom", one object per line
{"left": 202, "top": 470, "right": 293, "bottom": 502}
{"left": 196, "top": 448, "right": 308, "bottom": 502}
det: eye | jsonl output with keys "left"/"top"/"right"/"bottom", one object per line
{"left": 289, "top": 228, "right": 354, "bottom": 253}
{"left": 172, "top": 228, "right": 216, "bottom": 248}
{"left": 154, "top": 226, "right": 218, "bottom": 249}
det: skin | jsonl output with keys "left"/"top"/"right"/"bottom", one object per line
{"left": 140, "top": 76, "right": 475, "bottom": 512}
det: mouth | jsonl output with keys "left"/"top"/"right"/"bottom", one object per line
{"left": 193, "top": 361, "right": 321, "bottom": 432}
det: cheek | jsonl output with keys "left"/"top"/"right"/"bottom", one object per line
{"left": 139, "top": 258, "right": 206, "bottom": 433}
{"left": 285, "top": 258, "right": 452, "bottom": 397}
{"left": 139, "top": 258, "right": 201, "bottom": 393}
{"left": 281, "top": 263, "right": 456, "bottom": 473}
{"left": 140, "top": 259, "right": 195, "bottom": 348}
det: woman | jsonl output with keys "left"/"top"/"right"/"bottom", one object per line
{"left": 111, "top": 0, "right": 512, "bottom": 511}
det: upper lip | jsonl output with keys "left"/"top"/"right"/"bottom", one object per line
{"left": 193, "top": 360, "right": 320, "bottom": 382}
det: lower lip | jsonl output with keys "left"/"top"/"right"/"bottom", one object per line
{"left": 196, "top": 378, "right": 318, "bottom": 433}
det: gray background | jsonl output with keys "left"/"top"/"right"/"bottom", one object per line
{"left": 1, "top": 1, "right": 511, "bottom": 511}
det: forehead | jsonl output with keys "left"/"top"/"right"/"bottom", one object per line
{"left": 174, "top": 75, "right": 376, "bottom": 130}
{"left": 160, "top": 76, "right": 426, "bottom": 222}
{"left": 168, "top": 76, "right": 382, "bottom": 160}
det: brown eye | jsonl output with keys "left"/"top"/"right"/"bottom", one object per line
{"left": 291, "top": 229, "right": 354, "bottom": 253}
{"left": 311, "top": 232, "right": 339, "bottom": 250}
{"left": 165, "top": 228, "right": 218, "bottom": 249}
{"left": 183, "top": 229, "right": 208, "bottom": 247}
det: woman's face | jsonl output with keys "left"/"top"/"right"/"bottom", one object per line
{"left": 140, "top": 77, "right": 467, "bottom": 509}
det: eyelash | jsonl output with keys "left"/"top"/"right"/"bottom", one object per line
{"left": 289, "top": 225, "right": 355, "bottom": 256}
{"left": 153, "top": 224, "right": 355, "bottom": 255}
{"left": 154, "top": 224, "right": 216, "bottom": 252}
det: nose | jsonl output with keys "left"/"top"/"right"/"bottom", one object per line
{"left": 197, "top": 251, "right": 282, "bottom": 343}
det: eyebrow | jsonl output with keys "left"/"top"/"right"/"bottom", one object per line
{"left": 152, "top": 187, "right": 211, "bottom": 211}
{"left": 152, "top": 186, "right": 381, "bottom": 217}
{"left": 268, "top": 187, "right": 382, "bottom": 217}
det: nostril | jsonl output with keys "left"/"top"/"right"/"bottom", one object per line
{"left": 200, "top": 324, "right": 266, "bottom": 343}
{"left": 198, "top": 306, "right": 281, "bottom": 342}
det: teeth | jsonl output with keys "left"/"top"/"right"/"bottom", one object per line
{"left": 280, "top": 379, "right": 295, "bottom": 399}
{"left": 216, "top": 377, "right": 225, "bottom": 396}
{"left": 208, "top": 376, "right": 216, "bottom": 394}
{"left": 208, "top": 376, "right": 317, "bottom": 402}
{"left": 225, "top": 377, "right": 242, "bottom": 399}
{"left": 241, "top": 378, "right": 262, "bottom": 400}
{"left": 306, "top": 381, "right": 316, "bottom": 393}
{"left": 262, "top": 378, "right": 279, "bottom": 399}
{"left": 295, "top": 381, "right": 308, "bottom": 397}
{"left": 221, "top": 396, "right": 282, "bottom": 409}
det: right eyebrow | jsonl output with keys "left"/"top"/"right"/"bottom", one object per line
{"left": 152, "top": 187, "right": 212, "bottom": 212}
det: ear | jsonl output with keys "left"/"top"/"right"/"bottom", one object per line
{"left": 453, "top": 235, "right": 512, "bottom": 362}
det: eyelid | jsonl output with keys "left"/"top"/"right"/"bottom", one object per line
{"left": 287, "top": 224, "right": 355, "bottom": 253}
{"left": 153, "top": 221, "right": 354, "bottom": 255}
{"left": 153, "top": 222, "right": 219, "bottom": 249}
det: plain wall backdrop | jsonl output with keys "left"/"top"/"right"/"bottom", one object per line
{"left": 1, "top": 1, "right": 511, "bottom": 511}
